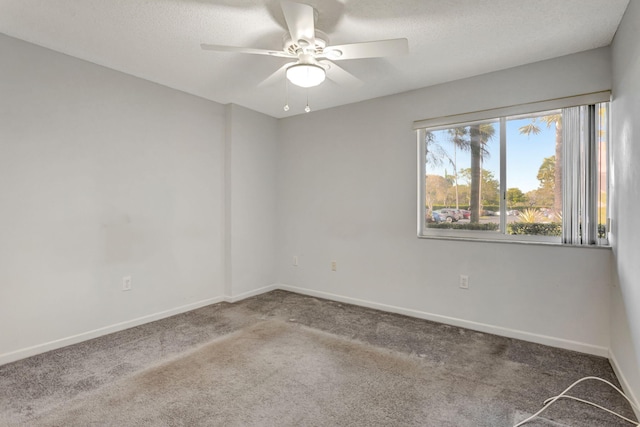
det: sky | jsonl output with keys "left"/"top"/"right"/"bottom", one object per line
{"left": 427, "top": 117, "right": 556, "bottom": 193}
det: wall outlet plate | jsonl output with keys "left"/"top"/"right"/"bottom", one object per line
{"left": 459, "top": 275, "right": 469, "bottom": 289}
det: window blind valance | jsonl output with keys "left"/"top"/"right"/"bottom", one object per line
{"left": 412, "top": 91, "right": 611, "bottom": 131}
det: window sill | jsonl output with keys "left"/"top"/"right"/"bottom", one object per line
{"left": 417, "top": 233, "right": 611, "bottom": 249}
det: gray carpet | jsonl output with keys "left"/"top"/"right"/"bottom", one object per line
{"left": 0, "top": 290, "right": 637, "bottom": 426}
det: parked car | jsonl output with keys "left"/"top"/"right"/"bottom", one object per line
{"left": 507, "top": 210, "right": 520, "bottom": 216}
{"left": 460, "top": 209, "right": 471, "bottom": 219}
{"left": 426, "top": 210, "right": 442, "bottom": 223}
{"left": 436, "top": 209, "right": 460, "bottom": 222}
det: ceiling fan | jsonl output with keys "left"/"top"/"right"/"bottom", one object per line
{"left": 201, "top": 0, "right": 408, "bottom": 91}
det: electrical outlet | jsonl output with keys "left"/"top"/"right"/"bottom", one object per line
{"left": 122, "top": 276, "right": 132, "bottom": 291}
{"left": 331, "top": 261, "right": 337, "bottom": 272}
{"left": 293, "top": 256, "right": 298, "bottom": 266}
{"left": 459, "top": 275, "right": 469, "bottom": 289}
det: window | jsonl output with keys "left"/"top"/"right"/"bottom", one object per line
{"left": 416, "top": 92, "right": 610, "bottom": 246}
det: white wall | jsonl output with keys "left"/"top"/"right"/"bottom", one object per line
{"left": 0, "top": 25, "right": 630, "bottom": 377}
{"left": 0, "top": 34, "right": 227, "bottom": 364}
{"left": 225, "top": 104, "right": 278, "bottom": 300}
{"left": 277, "top": 48, "right": 613, "bottom": 356}
{"left": 610, "top": 0, "right": 640, "bottom": 403}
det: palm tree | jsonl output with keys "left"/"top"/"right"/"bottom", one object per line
{"left": 469, "top": 124, "right": 495, "bottom": 223}
{"left": 425, "top": 126, "right": 493, "bottom": 221}
{"left": 447, "top": 127, "right": 470, "bottom": 209}
{"left": 519, "top": 114, "right": 562, "bottom": 213}
{"left": 424, "top": 131, "right": 448, "bottom": 168}
{"left": 424, "top": 131, "right": 451, "bottom": 214}
{"left": 425, "top": 129, "right": 468, "bottom": 210}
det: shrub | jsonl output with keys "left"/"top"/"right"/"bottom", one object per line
{"left": 428, "top": 223, "right": 499, "bottom": 231}
{"left": 518, "top": 208, "right": 545, "bottom": 223}
{"left": 431, "top": 205, "right": 469, "bottom": 211}
{"left": 598, "top": 224, "right": 607, "bottom": 238}
{"left": 550, "top": 210, "right": 562, "bottom": 223}
{"left": 507, "top": 223, "right": 561, "bottom": 236}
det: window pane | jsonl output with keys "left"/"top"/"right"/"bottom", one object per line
{"left": 505, "top": 110, "right": 562, "bottom": 238}
{"left": 418, "top": 99, "right": 608, "bottom": 246}
{"left": 596, "top": 103, "right": 609, "bottom": 242}
{"left": 423, "top": 120, "right": 500, "bottom": 233}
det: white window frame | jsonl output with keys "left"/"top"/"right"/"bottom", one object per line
{"left": 416, "top": 91, "right": 611, "bottom": 246}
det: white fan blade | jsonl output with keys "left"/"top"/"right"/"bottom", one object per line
{"left": 322, "top": 38, "right": 408, "bottom": 60}
{"left": 201, "top": 44, "right": 294, "bottom": 58}
{"left": 280, "top": 0, "right": 316, "bottom": 47}
{"left": 320, "top": 60, "right": 363, "bottom": 87}
{"left": 258, "top": 63, "right": 291, "bottom": 88}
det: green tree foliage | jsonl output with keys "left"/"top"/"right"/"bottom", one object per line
{"left": 506, "top": 188, "right": 526, "bottom": 208}
{"left": 425, "top": 174, "right": 452, "bottom": 212}
{"left": 459, "top": 168, "right": 499, "bottom": 207}
{"left": 525, "top": 188, "right": 553, "bottom": 208}
{"left": 523, "top": 155, "right": 555, "bottom": 208}
{"left": 456, "top": 184, "right": 471, "bottom": 207}
{"left": 537, "top": 156, "right": 555, "bottom": 190}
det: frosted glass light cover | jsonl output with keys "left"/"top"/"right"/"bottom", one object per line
{"left": 286, "top": 64, "right": 326, "bottom": 88}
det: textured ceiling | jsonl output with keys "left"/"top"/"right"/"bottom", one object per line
{"left": 0, "top": 0, "right": 630, "bottom": 118}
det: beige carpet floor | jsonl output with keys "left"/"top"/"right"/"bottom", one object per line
{"left": 26, "top": 319, "right": 532, "bottom": 426}
{"left": 19, "top": 319, "right": 618, "bottom": 427}
{"left": 2, "top": 291, "right": 637, "bottom": 426}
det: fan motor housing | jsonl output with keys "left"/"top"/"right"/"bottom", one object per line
{"left": 283, "top": 30, "right": 329, "bottom": 56}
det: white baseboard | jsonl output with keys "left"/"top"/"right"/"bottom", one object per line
{"left": 224, "top": 284, "right": 278, "bottom": 303}
{"left": 0, "top": 283, "right": 612, "bottom": 367}
{"left": 0, "top": 296, "right": 225, "bottom": 367}
{"left": 609, "top": 349, "right": 640, "bottom": 420}
{"left": 0, "top": 284, "right": 283, "bottom": 367}
{"left": 277, "top": 284, "right": 610, "bottom": 358}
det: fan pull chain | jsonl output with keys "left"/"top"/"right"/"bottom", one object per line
{"left": 305, "top": 89, "right": 311, "bottom": 113}
{"left": 283, "top": 75, "right": 290, "bottom": 112}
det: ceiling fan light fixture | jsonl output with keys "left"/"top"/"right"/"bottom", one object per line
{"left": 286, "top": 63, "right": 326, "bottom": 88}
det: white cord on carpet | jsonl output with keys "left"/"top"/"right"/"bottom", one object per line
{"left": 513, "top": 376, "right": 640, "bottom": 427}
